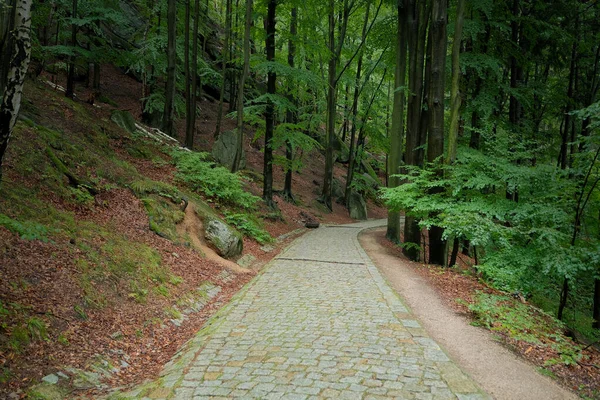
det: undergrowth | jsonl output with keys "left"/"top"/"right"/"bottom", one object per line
{"left": 467, "top": 292, "right": 584, "bottom": 366}
{"left": 172, "top": 150, "right": 259, "bottom": 210}
{"left": 224, "top": 212, "right": 273, "bottom": 244}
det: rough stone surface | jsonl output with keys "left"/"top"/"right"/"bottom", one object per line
{"left": 331, "top": 178, "right": 345, "bottom": 203}
{"left": 212, "top": 130, "right": 246, "bottom": 170}
{"left": 110, "top": 110, "right": 138, "bottom": 134}
{"left": 41, "top": 374, "right": 59, "bottom": 384}
{"left": 348, "top": 191, "right": 368, "bottom": 220}
{"left": 116, "top": 220, "right": 488, "bottom": 399}
{"left": 236, "top": 254, "right": 256, "bottom": 268}
{"left": 204, "top": 218, "right": 243, "bottom": 259}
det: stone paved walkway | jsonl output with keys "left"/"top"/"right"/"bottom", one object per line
{"left": 117, "top": 220, "right": 489, "bottom": 400}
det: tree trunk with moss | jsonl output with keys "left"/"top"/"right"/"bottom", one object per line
{"left": 0, "top": 0, "right": 33, "bottom": 184}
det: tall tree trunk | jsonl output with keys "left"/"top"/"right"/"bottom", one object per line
{"left": 187, "top": 0, "right": 201, "bottom": 150}
{"left": 386, "top": 0, "right": 408, "bottom": 242}
{"left": 65, "top": 0, "right": 77, "bottom": 98}
{"left": 345, "top": 0, "right": 372, "bottom": 208}
{"left": 232, "top": 0, "right": 252, "bottom": 173}
{"left": 229, "top": 0, "right": 240, "bottom": 113}
{"left": 446, "top": 0, "right": 465, "bottom": 165}
{"left": 403, "top": 0, "right": 428, "bottom": 260}
{"left": 214, "top": 0, "right": 232, "bottom": 138}
{"left": 162, "top": 0, "right": 177, "bottom": 138}
{"left": 282, "top": 6, "right": 297, "bottom": 201}
{"left": 321, "top": 0, "right": 337, "bottom": 211}
{"left": 0, "top": 0, "right": 33, "bottom": 183}
{"left": 92, "top": 20, "right": 101, "bottom": 93}
{"left": 427, "top": 0, "right": 447, "bottom": 266}
{"left": 594, "top": 276, "right": 600, "bottom": 329}
{"left": 508, "top": 0, "right": 521, "bottom": 129}
{"left": 184, "top": 0, "right": 193, "bottom": 148}
{"left": 263, "top": 0, "right": 276, "bottom": 208}
{"left": 321, "top": 0, "right": 352, "bottom": 211}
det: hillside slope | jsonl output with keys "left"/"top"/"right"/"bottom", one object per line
{"left": 0, "top": 69, "right": 386, "bottom": 398}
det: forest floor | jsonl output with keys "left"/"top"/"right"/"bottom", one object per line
{"left": 1, "top": 65, "right": 599, "bottom": 399}
{"left": 361, "top": 229, "right": 583, "bottom": 400}
{"left": 0, "top": 65, "right": 386, "bottom": 399}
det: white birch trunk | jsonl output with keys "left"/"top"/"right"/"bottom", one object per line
{"left": 0, "top": 0, "right": 33, "bottom": 182}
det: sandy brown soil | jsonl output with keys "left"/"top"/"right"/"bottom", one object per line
{"left": 360, "top": 228, "right": 581, "bottom": 400}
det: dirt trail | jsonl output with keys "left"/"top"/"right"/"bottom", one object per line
{"left": 359, "top": 227, "right": 578, "bottom": 400}
{"left": 177, "top": 204, "right": 252, "bottom": 275}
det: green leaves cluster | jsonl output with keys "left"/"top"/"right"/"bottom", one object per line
{"left": 172, "top": 150, "right": 260, "bottom": 210}
{"left": 381, "top": 144, "right": 597, "bottom": 293}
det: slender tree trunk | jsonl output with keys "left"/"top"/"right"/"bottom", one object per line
{"left": 283, "top": 6, "right": 297, "bottom": 201}
{"left": 321, "top": 0, "right": 337, "bottom": 211}
{"left": 184, "top": 0, "right": 193, "bottom": 148}
{"left": 65, "top": 0, "right": 77, "bottom": 98}
{"left": 232, "top": 0, "right": 252, "bottom": 173}
{"left": 341, "top": 83, "right": 350, "bottom": 143}
{"left": 0, "top": 0, "right": 33, "bottom": 183}
{"left": 386, "top": 0, "right": 408, "bottom": 242}
{"left": 321, "top": 0, "right": 352, "bottom": 210}
{"left": 427, "top": 0, "right": 447, "bottom": 266}
{"left": 229, "top": 0, "right": 240, "bottom": 113}
{"left": 92, "top": 20, "right": 101, "bottom": 93}
{"left": 187, "top": 0, "right": 201, "bottom": 150}
{"left": 593, "top": 276, "right": 600, "bottom": 329}
{"left": 446, "top": 0, "right": 465, "bottom": 165}
{"left": 345, "top": 1, "right": 371, "bottom": 208}
{"left": 560, "top": 39, "right": 578, "bottom": 169}
{"left": 162, "top": 0, "right": 177, "bottom": 138}
{"left": 214, "top": 0, "right": 232, "bottom": 138}
{"left": 403, "top": 0, "right": 428, "bottom": 260}
{"left": 402, "top": 1, "right": 431, "bottom": 261}
{"left": 449, "top": 237, "right": 459, "bottom": 267}
{"left": 263, "top": 0, "right": 276, "bottom": 208}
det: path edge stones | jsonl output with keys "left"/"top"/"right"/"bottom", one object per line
{"left": 106, "top": 231, "right": 310, "bottom": 400}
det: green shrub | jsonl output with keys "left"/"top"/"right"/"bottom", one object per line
{"left": 0, "top": 214, "right": 49, "bottom": 242}
{"left": 224, "top": 212, "right": 273, "bottom": 244}
{"left": 468, "top": 292, "right": 583, "bottom": 366}
{"left": 172, "top": 151, "right": 259, "bottom": 210}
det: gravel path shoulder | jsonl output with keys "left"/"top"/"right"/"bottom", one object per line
{"left": 359, "top": 227, "right": 578, "bottom": 400}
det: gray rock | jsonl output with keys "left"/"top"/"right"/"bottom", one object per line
{"left": 204, "top": 219, "right": 243, "bottom": 259}
{"left": 348, "top": 191, "right": 368, "bottom": 220}
{"left": 237, "top": 254, "right": 256, "bottom": 268}
{"left": 57, "top": 372, "right": 69, "bottom": 379}
{"left": 332, "top": 178, "right": 345, "bottom": 203}
{"left": 42, "top": 374, "right": 59, "bottom": 384}
{"left": 361, "top": 172, "right": 380, "bottom": 191}
{"left": 260, "top": 244, "right": 275, "bottom": 253}
{"left": 71, "top": 370, "right": 101, "bottom": 389}
{"left": 110, "top": 110, "right": 137, "bottom": 134}
{"left": 110, "top": 330, "right": 123, "bottom": 340}
{"left": 212, "top": 130, "right": 246, "bottom": 170}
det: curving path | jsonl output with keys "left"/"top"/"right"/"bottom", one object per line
{"left": 119, "top": 220, "right": 488, "bottom": 399}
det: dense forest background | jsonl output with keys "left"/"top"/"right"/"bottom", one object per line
{"left": 1, "top": 0, "right": 600, "bottom": 396}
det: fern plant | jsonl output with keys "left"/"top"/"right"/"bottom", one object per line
{"left": 172, "top": 150, "right": 259, "bottom": 209}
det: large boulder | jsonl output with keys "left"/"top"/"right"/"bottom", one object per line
{"left": 332, "top": 178, "right": 345, "bottom": 203}
{"left": 212, "top": 130, "right": 246, "bottom": 170}
{"left": 204, "top": 218, "right": 243, "bottom": 259}
{"left": 361, "top": 172, "right": 380, "bottom": 192}
{"left": 348, "top": 191, "right": 368, "bottom": 220}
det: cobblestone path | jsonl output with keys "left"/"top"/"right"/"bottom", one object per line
{"left": 120, "top": 220, "right": 488, "bottom": 400}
